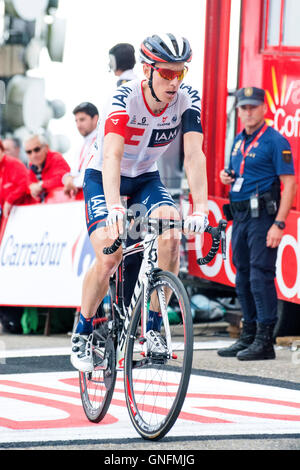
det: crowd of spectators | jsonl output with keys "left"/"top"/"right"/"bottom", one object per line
{"left": 0, "top": 43, "right": 138, "bottom": 221}
{"left": 0, "top": 100, "right": 100, "bottom": 222}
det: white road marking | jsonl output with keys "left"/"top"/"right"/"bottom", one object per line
{"left": 0, "top": 369, "right": 299, "bottom": 445}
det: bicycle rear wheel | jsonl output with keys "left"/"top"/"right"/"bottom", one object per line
{"left": 79, "top": 296, "right": 117, "bottom": 423}
{"left": 124, "top": 270, "right": 193, "bottom": 440}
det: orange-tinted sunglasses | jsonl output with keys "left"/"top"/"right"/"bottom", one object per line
{"left": 149, "top": 64, "right": 188, "bottom": 81}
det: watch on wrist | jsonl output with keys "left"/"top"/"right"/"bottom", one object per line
{"left": 274, "top": 220, "right": 286, "bottom": 230}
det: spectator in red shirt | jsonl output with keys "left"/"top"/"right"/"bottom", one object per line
{"left": 25, "top": 134, "right": 71, "bottom": 201}
{"left": 0, "top": 139, "right": 33, "bottom": 218}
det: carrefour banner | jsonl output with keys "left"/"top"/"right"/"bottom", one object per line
{"left": 0, "top": 202, "right": 95, "bottom": 307}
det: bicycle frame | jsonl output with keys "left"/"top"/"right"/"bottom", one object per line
{"left": 103, "top": 216, "right": 227, "bottom": 370}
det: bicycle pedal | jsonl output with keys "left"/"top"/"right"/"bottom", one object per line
{"left": 149, "top": 351, "right": 168, "bottom": 364}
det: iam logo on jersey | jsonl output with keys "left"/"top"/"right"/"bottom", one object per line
{"left": 71, "top": 231, "right": 95, "bottom": 277}
{"left": 265, "top": 65, "right": 300, "bottom": 140}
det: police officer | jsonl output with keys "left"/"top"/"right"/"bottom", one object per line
{"left": 218, "top": 87, "right": 297, "bottom": 361}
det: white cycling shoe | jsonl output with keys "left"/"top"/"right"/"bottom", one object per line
{"left": 70, "top": 333, "right": 93, "bottom": 372}
{"left": 146, "top": 330, "right": 168, "bottom": 354}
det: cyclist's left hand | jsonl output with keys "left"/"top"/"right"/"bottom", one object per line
{"left": 106, "top": 204, "right": 127, "bottom": 238}
{"left": 184, "top": 212, "right": 208, "bottom": 234}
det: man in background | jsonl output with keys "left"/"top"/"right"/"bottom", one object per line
{"left": 108, "top": 43, "right": 137, "bottom": 85}
{"left": 63, "top": 102, "right": 99, "bottom": 197}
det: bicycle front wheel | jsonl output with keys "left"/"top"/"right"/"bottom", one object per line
{"left": 124, "top": 270, "right": 193, "bottom": 440}
{"left": 80, "top": 298, "right": 117, "bottom": 423}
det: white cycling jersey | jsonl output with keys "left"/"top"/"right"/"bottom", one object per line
{"left": 87, "top": 79, "right": 203, "bottom": 178}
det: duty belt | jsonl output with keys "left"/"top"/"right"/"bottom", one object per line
{"left": 230, "top": 191, "right": 278, "bottom": 213}
{"left": 230, "top": 199, "right": 250, "bottom": 212}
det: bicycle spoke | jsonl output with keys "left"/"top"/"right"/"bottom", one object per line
{"left": 79, "top": 297, "right": 117, "bottom": 423}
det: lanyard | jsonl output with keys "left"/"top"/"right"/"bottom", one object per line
{"left": 78, "top": 136, "right": 96, "bottom": 172}
{"left": 239, "top": 123, "right": 268, "bottom": 176}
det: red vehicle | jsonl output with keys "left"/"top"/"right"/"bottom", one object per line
{"left": 189, "top": 0, "right": 300, "bottom": 327}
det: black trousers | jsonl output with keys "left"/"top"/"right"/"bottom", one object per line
{"left": 231, "top": 208, "right": 278, "bottom": 325}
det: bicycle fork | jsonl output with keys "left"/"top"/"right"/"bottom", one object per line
{"left": 115, "top": 227, "right": 175, "bottom": 369}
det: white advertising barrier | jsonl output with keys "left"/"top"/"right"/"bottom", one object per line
{"left": 0, "top": 202, "right": 95, "bottom": 307}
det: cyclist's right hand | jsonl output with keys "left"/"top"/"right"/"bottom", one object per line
{"left": 106, "top": 204, "right": 127, "bottom": 238}
{"left": 184, "top": 211, "right": 208, "bottom": 234}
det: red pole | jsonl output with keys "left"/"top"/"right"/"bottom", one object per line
{"left": 201, "top": 0, "right": 232, "bottom": 198}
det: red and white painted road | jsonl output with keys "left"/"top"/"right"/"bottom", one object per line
{"left": 1, "top": 368, "right": 300, "bottom": 445}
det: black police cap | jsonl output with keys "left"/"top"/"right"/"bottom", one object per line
{"left": 236, "top": 87, "right": 265, "bottom": 107}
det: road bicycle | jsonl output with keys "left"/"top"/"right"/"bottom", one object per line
{"left": 79, "top": 214, "right": 227, "bottom": 440}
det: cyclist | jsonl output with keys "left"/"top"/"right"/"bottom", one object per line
{"left": 71, "top": 33, "right": 209, "bottom": 372}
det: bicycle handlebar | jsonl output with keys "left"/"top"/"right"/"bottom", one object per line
{"left": 102, "top": 237, "right": 123, "bottom": 255}
{"left": 196, "top": 219, "right": 227, "bottom": 265}
{"left": 103, "top": 217, "right": 227, "bottom": 265}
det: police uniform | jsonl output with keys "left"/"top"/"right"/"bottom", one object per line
{"left": 218, "top": 87, "right": 295, "bottom": 360}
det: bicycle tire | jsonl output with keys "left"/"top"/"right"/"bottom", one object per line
{"left": 124, "top": 270, "right": 193, "bottom": 440}
{"left": 79, "top": 295, "right": 117, "bottom": 423}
